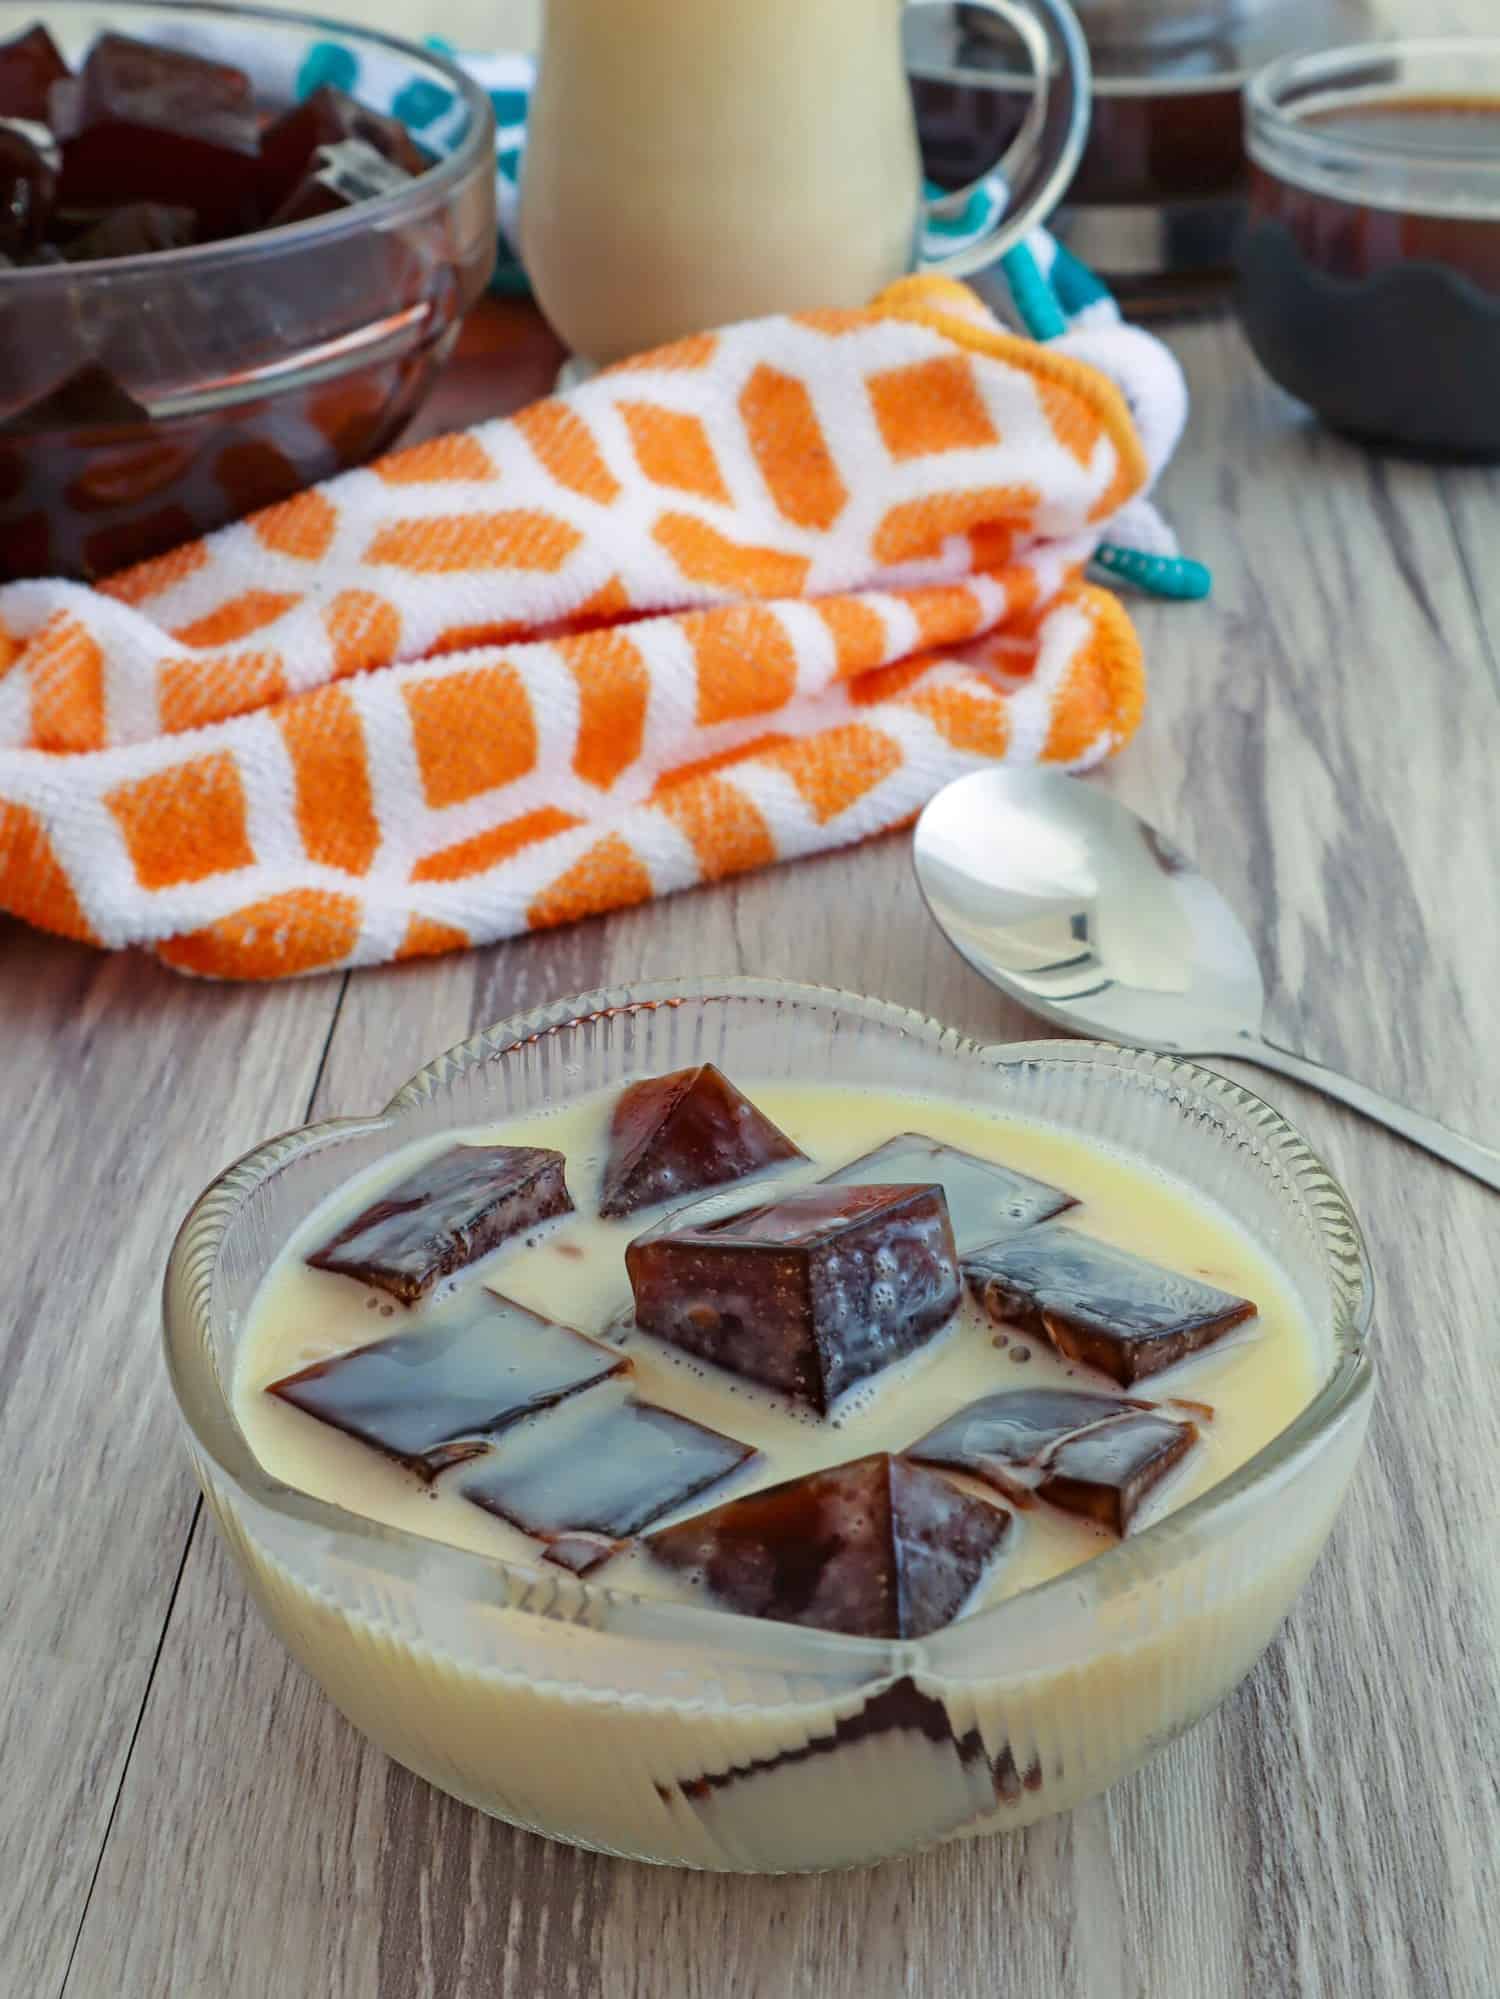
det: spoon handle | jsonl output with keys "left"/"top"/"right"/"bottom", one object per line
{"left": 1243, "top": 1037, "right": 1500, "bottom": 1193}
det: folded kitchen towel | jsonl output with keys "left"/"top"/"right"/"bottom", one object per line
{"left": 313, "top": 36, "right": 1206, "bottom": 600}
{"left": 0, "top": 275, "right": 1157, "bottom": 980}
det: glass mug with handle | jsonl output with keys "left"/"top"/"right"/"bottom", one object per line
{"left": 521, "top": 0, "right": 1091, "bottom": 367}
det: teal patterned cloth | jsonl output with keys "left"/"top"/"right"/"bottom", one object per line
{"left": 291, "top": 37, "right": 1209, "bottom": 602}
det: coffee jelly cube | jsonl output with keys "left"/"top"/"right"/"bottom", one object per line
{"left": 964, "top": 1224, "right": 1256, "bottom": 1386}
{"left": 1038, "top": 1409, "right": 1198, "bottom": 1536}
{"left": 462, "top": 1383, "right": 756, "bottom": 1542}
{"left": 51, "top": 34, "right": 261, "bottom": 233}
{"left": 61, "top": 200, "right": 195, "bottom": 263}
{"left": 257, "top": 84, "right": 428, "bottom": 217}
{"left": 907, "top": 1386, "right": 1153, "bottom": 1506}
{"left": 307, "top": 1143, "right": 573, "bottom": 1305}
{"left": 0, "top": 25, "right": 69, "bottom": 122}
{"left": 0, "top": 362, "right": 150, "bottom": 434}
{"left": 627, "top": 1184, "right": 961, "bottom": 1415}
{"left": 908, "top": 1388, "right": 1199, "bottom": 1531}
{"left": 267, "top": 1290, "right": 625, "bottom": 1481}
{"left": 822, "top": 1133, "right": 1076, "bottom": 1250}
{"left": 268, "top": 138, "right": 413, "bottom": 228}
{"left": 0, "top": 117, "right": 57, "bottom": 256}
{"left": 647, "top": 1452, "right": 1011, "bottom": 1639}
{"left": 599, "top": 1063, "right": 804, "bottom": 1220}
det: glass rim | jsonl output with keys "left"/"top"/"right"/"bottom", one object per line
{"left": 0, "top": 0, "right": 496, "bottom": 289}
{"left": 163, "top": 976, "right": 1376, "bottom": 1667}
{"left": 1248, "top": 36, "right": 1500, "bottom": 171}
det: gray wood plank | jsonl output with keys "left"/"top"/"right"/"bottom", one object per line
{"left": 1435, "top": 469, "right": 1500, "bottom": 703}
{"left": 0, "top": 933, "right": 342, "bottom": 1996}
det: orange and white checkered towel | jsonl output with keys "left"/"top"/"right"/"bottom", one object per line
{"left": 0, "top": 277, "right": 1156, "bottom": 979}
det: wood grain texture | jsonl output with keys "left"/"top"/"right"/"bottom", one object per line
{"left": 12, "top": 0, "right": 1500, "bottom": 1983}
{"left": 0, "top": 933, "right": 342, "bottom": 1995}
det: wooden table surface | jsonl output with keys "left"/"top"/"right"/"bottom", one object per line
{"left": 5, "top": 47, "right": 1500, "bottom": 1999}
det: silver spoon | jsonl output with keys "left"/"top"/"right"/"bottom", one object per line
{"left": 913, "top": 768, "right": 1500, "bottom": 1192}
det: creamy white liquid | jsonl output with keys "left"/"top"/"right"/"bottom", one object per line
{"left": 519, "top": 0, "right": 924, "bottom": 363}
{"left": 235, "top": 1081, "right": 1321, "bottom": 1618}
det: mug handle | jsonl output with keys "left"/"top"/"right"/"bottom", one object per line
{"left": 909, "top": 0, "right": 1092, "bottom": 280}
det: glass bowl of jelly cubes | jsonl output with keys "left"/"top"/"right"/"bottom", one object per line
{"left": 164, "top": 979, "right": 1375, "bottom": 1871}
{"left": 0, "top": 2, "right": 497, "bottom": 580}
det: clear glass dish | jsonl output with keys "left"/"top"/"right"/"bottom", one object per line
{"left": 1240, "top": 38, "right": 1500, "bottom": 456}
{"left": 0, "top": 0, "right": 497, "bottom": 579}
{"left": 164, "top": 979, "right": 1374, "bottom": 1873}
{"left": 909, "top": 0, "right": 1369, "bottom": 292}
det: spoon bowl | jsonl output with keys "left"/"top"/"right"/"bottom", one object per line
{"left": 914, "top": 769, "right": 1266, "bottom": 1053}
{"left": 913, "top": 769, "right": 1500, "bottom": 1191}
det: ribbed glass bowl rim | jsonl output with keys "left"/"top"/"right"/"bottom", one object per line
{"left": 0, "top": 0, "right": 496, "bottom": 287}
{"left": 163, "top": 977, "right": 1374, "bottom": 1657}
{"left": 1248, "top": 36, "right": 1500, "bottom": 174}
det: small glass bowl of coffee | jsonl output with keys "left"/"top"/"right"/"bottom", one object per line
{"left": 1240, "top": 38, "right": 1500, "bottom": 457}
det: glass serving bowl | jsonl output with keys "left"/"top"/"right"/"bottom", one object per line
{"left": 1241, "top": 38, "right": 1500, "bottom": 457}
{"left": 910, "top": 0, "right": 1372, "bottom": 293}
{"left": 164, "top": 979, "right": 1374, "bottom": 1874}
{"left": 0, "top": 0, "right": 497, "bottom": 580}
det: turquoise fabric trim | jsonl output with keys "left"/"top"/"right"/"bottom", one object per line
{"left": 999, "top": 243, "right": 1067, "bottom": 342}
{"left": 1047, "top": 242, "right": 1112, "bottom": 318}
{"left": 998, "top": 247, "right": 1213, "bottom": 605}
{"left": 923, "top": 179, "right": 1000, "bottom": 245}
{"left": 1092, "top": 545, "right": 1214, "bottom": 601}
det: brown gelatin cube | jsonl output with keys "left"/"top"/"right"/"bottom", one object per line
{"left": 647, "top": 1453, "right": 1011, "bottom": 1639}
{"left": 257, "top": 84, "right": 428, "bottom": 216}
{"left": 64, "top": 432, "right": 196, "bottom": 515}
{"left": 599, "top": 1063, "right": 804, "bottom": 1219}
{"left": 266, "top": 1290, "right": 625, "bottom": 1481}
{"left": 268, "top": 138, "right": 413, "bottom": 227}
{"left": 0, "top": 117, "right": 57, "bottom": 255}
{"left": 964, "top": 1224, "right": 1256, "bottom": 1386}
{"left": 1038, "top": 1409, "right": 1198, "bottom": 1536}
{"left": 626, "top": 1183, "right": 960, "bottom": 1414}
{"left": 908, "top": 1387, "right": 1199, "bottom": 1531}
{"left": 51, "top": 34, "right": 261, "bottom": 230}
{"left": 307, "top": 1142, "right": 573, "bottom": 1304}
{"left": 0, "top": 25, "right": 69, "bottom": 122}
{"left": 462, "top": 1383, "right": 756, "bottom": 1540}
{"left": 823, "top": 1133, "right": 1075, "bottom": 1249}
{"left": 61, "top": 200, "right": 195, "bottom": 263}
{"left": 0, "top": 362, "right": 150, "bottom": 436}
{"left": 907, "top": 1386, "right": 1153, "bottom": 1506}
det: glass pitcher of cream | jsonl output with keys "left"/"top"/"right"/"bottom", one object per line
{"left": 521, "top": 0, "right": 1091, "bottom": 366}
